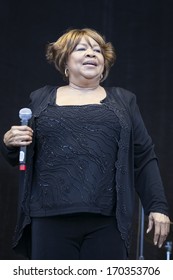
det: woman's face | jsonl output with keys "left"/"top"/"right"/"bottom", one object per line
{"left": 66, "top": 36, "right": 104, "bottom": 84}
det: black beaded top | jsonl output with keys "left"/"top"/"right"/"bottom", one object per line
{"left": 30, "top": 103, "right": 121, "bottom": 217}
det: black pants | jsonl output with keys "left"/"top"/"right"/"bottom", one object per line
{"left": 31, "top": 214, "right": 127, "bottom": 260}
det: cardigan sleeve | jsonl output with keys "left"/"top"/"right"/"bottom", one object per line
{"left": 0, "top": 138, "right": 19, "bottom": 166}
{"left": 0, "top": 90, "right": 36, "bottom": 167}
{"left": 130, "top": 95, "right": 169, "bottom": 216}
{"left": 0, "top": 85, "right": 50, "bottom": 167}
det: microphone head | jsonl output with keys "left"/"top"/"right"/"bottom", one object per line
{"left": 19, "top": 108, "right": 32, "bottom": 120}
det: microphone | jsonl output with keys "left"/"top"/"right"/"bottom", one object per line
{"left": 19, "top": 108, "right": 32, "bottom": 171}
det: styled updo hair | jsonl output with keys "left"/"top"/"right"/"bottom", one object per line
{"left": 46, "top": 28, "right": 116, "bottom": 82}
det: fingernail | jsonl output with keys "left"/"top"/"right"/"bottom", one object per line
{"left": 154, "top": 241, "right": 157, "bottom": 245}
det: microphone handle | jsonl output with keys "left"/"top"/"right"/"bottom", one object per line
{"left": 19, "top": 146, "right": 27, "bottom": 170}
{"left": 19, "top": 119, "right": 29, "bottom": 171}
{"left": 21, "top": 119, "right": 29, "bottom": 126}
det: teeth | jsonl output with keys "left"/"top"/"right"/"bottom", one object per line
{"left": 84, "top": 62, "right": 96, "bottom": 65}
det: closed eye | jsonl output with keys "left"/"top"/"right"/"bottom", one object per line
{"left": 94, "top": 49, "right": 101, "bottom": 53}
{"left": 75, "top": 47, "right": 86, "bottom": 51}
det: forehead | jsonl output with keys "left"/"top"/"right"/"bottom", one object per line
{"left": 77, "top": 36, "right": 99, "bottom": 46}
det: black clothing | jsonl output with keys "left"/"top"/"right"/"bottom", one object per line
{"left": 0, "top": 86, "right": 169, "bottom": 258}
{"left": 31, "top": 214, "right": 127, "bottom": 260}
{"left": 30, "top": 103, "right": 120, "bottom": 217}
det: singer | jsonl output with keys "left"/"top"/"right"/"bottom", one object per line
{"left": 1, "top": 28, "right": 170, "bottom": 260}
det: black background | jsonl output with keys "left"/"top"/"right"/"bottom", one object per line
{"left": 0, "top": 0, "right": 173, "bottom": 259}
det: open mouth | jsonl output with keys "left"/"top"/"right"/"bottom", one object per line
{"left": 83, "top": 61, "right": 97, "bottom": 66}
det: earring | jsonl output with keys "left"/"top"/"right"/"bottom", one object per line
{"left": 65, "top": 68, "right": 69, "bottom": 77}
{"left": 100, "top": 73, "right": 103, "bottom": 80}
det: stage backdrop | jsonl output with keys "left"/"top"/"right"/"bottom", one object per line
{"left": 0, "top": 0, "right": 173, "bottom": 259}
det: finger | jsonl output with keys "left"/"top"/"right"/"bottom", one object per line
{"left": 14, "top": 135, "right": 33, "bottom": 146}
{"left": 7, "top": 131, "right": 33, "bottom": 147}
{"left": 153, "top": 220, "right": 161, "bottom": 246}
{"left": 146, "top": 215, "right": 154, "bottom": 233}
{"left": 11, "top": 125, "right": 33, "bottom": 135}
{"left": 19, "top": 141, "right": 32, "bottom": 146}
{"left": 154, "top": 220, "right": 170, "bottom": 248}
{"left": 10, "top": 127, "right": 33, "bottom": 140}
{"left": 157, "top": 222, "right": 170, "bottom": 248}
{"left": 11, "top": 125, "right": 33, "bottom": 131}
{"left": 167, "top": 221, "right": 170, "bottom": 235}
{"left": 157, "top": 224, "right": 165, "bottom": 248}
{"left": 8, "top": 140, "right": 32, "bottom": 147}
{"left": 15, "top": 131, "right": 33, "bottom": 139}
{"left": 3, "top": 127, "right": 33, "bottom": 148}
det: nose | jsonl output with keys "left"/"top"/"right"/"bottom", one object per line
{"left": 85, "top": 48, "right": 95, "bottom": 57}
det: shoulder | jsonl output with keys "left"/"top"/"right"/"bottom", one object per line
{"left": 29, "top": 85, "right": 56, "bottom": 101}
{"left": 28, "top": 85, "right": 57, "bottom": 114}
{"left": 106, "top": 86, "right": 137, "bottom": 109}
{"left": 110, "top": 86, "right": 136, "bottom": 101}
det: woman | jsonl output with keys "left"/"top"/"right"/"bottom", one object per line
{"left": 1, "top": 28, "right": 170, "bottom": 260}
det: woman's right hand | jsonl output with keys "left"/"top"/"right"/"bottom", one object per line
{"left": 3, "top": 126, "right": 33, "bottom": 148}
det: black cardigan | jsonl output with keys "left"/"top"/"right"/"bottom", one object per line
{"left": 1, "top": 85, "right": 169, "bottom": 258}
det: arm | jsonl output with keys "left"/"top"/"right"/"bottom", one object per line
{"left": 131, "top": 95, "right": 170, "bottom": 248}
{"left": 0, "top": 85, "right": 52, "bottom": 166}
{"left": 0, "top": 138, "right": 19, "bottom": 166}
{"left": 1, "top": 125, "right": 33, "bottom": 166}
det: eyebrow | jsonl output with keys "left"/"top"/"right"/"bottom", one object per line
{"left": 77, "top": 43, "right": 100, "bottom": 48}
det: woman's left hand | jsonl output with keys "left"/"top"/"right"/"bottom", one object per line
{"left": 147, "top": 212, "right": 170, "bottom": 248}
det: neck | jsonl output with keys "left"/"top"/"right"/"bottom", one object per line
{"left": 68, "top": 82, "right": 100, "bottom": 91}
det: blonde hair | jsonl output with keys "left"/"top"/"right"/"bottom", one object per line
{"left": 46, "top": 28, "right": 116, "bottom": 82}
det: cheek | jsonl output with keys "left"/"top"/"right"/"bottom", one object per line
{"left": 99, "top": 56, "right": 105, "bottom": 67}
{"left": 100, "top": 59, "right": 105, "bottom": 72}
{"left": 67, "top": 56, "right": 81, "bottom": 70}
